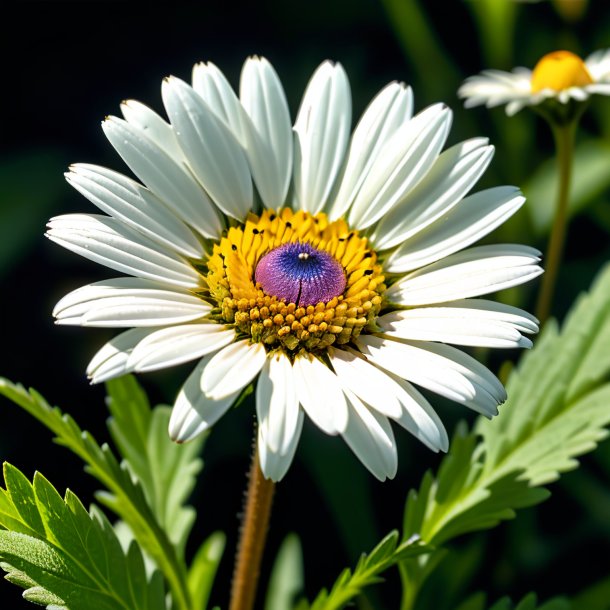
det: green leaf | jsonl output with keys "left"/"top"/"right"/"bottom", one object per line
{"left": 400, "top": 264, "right": 610, "bottom": 605}
{"left": 187, "top": 531, "right": 226, "bottom": 610}
{"left": 105, "top": 375, "right": 204, "bottom": 555}
{"left": 524, "top": 139, "right": 610, "bottom": 236}
{"left": 0, "top": 379, "right": 192, "bottom": 610}
{"left": 0, "top": 464, "right": 166, "bottom": 610}
{"left": 489, "top": 593, "right": 570, "bottom": 610}
{"left": 305, "top": 531, "right": 430, "bottom": 610}
{"left": 265, "top": 534, "right": 304, "bottom": 610}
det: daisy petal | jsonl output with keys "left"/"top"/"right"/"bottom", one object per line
{"left": 53, "top": 278, "right": 210, "bottom": 327}
{"left": 86, "top": 328, "right": 153, "bottom": 384}
{"left": 102, "top": 116, "right": 222, "bottom": 238}
{"left": 258, "top": 410, "right": 304, "bottom": 482}
{"left": 356, "top": 335, "right": 505, "bottom": 417}
{"left": 387, "top": 244, "right": 543, "bottom": 305}
{"left": 328, "top": 347, "right": 402, "bottom": 418}
{"left": 46, "top": 214, "right": 201, "bottom": 288}
{"left": 169, "top": 356, "right": 239, "bottom": 443}
{"left": 127, "top": 324, "right": 236, "bottom": 372}
{"left": 162, "top": 76, "right": 253, "bottom": 220}
{"left": 201, "top": 340, "right": 266, "bottom": 400}
{"left": 326, "top": 81, "right": 413, "bottom": 220}
{"left": 348, "top": 103, "right": 452, "bottom": 230}
{"left": 292, "top": 354, "right": 348, "bottom": 435}
{"left": 372, "top": 138, "right": 494, "bottom": 250}
{"left": 385, "top": 186, "right": 525, "bottom": 272}
{"left": 293, "top": 61, "right": 351, "bottom": 214}
{"left": 341, "top": 390, "right": 397, "bottom": 481}
{"left": 256, "top": 353, "right": 300, "bottom": 454}
{"left": 240, "top": 56, "right": 293, "bottom": 207}
{"left": 66, "top": 164, "right": 202, "bottom": 258}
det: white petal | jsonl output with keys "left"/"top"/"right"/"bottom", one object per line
{"left": 378, "top": 304, "right": 535, "bottom": 349}
{"left": 293, "top": 61, "right": 351, "bottom": 214}
{"left": 240, "top": 56, "right": 293, "bottom": 207}
{"left": 385, "top": 186, "right": 525, "bottom": 272}
{"left": 326, "top": 81, "right": 413, "bottom": 220}
{"left": 120, "top": 99, "right": 186, "bottom": 162}
{"left": 258, "top": 410, "right": 304, "bottom": 482}
{"left": 348, "top": 104, "right": 452, "bottom": 230}
{"left": 256, "top": 352, "right": 300, "bottom": 454}
{"left": 292, "top": 353, "right": 348, "bottom": 435}
{"left": 169, "top": 356, "right": 239, "bottom": 442}
{"left": 127, "top": 324, "right": 236, "bottom": 372}
{"left": 102, "top": 116, "right": 222, "bottom": 239}
{"left": 162, "top": 76, "right": 253, "bottom": 220}
{"left": 458, "top": 69, "right": 532, "bottom": 109}
{"left": 356, "top": 335, "right": 505, "bottom": 417}
{"left": 201, "top": 340, "right": 266, "bottom": 400}
{"left": 46, "top": 214, "right": 201, "bottom": 288}
{"left": 387, "top": 244, "right": 543, "bottom": 305}
{"left": 66, "top": 164, "right": 202, "bottom": 258}
{"left": 585, "top": 48, "right": 610, "bottom": 82}
{"left": 86, "top": 328, "right": 153, "bottom": 383}
{"left": 372, "top": 138, "right": 494, "bottom": 250}
{"left": 53, "top": 278, "right": 210, "bottom": 327}
{"left": 341, "top": 390, "right": 397, "bottom": 481}
{"left": 328, "top": 347, "right": 402, "bottom": 418}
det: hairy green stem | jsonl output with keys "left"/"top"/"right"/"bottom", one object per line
{"left": 535, "top": 120, "right": 577, "bottom": 324}
{"left": 229, "top": 438, "right": 275, "bottom": 610}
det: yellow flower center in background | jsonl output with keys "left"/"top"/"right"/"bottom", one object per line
{"left": 531, "top": 50, "right": 593, "bottom": 93}
{"left": 201, "top": 208, "right": 385, "bottom": 354}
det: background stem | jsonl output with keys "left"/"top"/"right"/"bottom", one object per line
{"left": 535, "top": 120, "right": 577, "bottom": 324}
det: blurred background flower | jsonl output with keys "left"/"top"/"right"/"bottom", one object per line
{"left": 2, "top": 2, "right": 610, "bottom": 609}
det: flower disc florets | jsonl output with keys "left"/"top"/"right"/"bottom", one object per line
{"left": 204, "top": 208, "right": 385, "bottom": 354}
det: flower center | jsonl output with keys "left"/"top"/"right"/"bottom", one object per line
{"left": 254, "top": 242, "right": 346, "bottom": 307}
{"left": 531, "top": 50, "right": 593, "bottom": 93}
{"left": 201, "top": 208, "right": 385, "bottom": 354}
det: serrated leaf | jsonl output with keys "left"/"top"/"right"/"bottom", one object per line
{"left": 399, "top": 264, "right": 610, "bottom": 605}
{"left": 0, "top": 464, "right": 166, "bottom": 610}
{"left": 187, "top": 531, "right": 226, "bottom": 610}
{"left": 265, "top": 534, "right": 304, "bottom": 610}
{"left": 0, "top": 379, "right": 192, "bottom": 610}
{"left": 105, "top": 376, "right": 204, "bottom": 555}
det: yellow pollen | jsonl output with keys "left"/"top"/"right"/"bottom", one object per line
{"left": 200, "top": 208, "right": 386, "bottom": 355}
{"left": 531, "top": 50, "right": 593, "bottom": 93}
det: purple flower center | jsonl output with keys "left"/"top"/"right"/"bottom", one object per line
{"left": 254, "top": 242, "right": 346, "bottom": 307}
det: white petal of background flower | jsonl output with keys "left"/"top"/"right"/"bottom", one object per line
{"left": 292, "top": 354, "right": 348, "bottom": 435}
{"left": 256, "top": 353, "right": 300, "bottom": 455}
{"left": 326, "top": 81, "right": 413, "bottom": 221}
{"left": 126, "top": 324, "right": 236, "bottom": 372}
{"left": 385, "top": 186, "right": 525, "bottom": 272}
{"left": 240, "top": 56, "right": 293, "bottom": 208}
{"left": 169, "top": 355, "right": 240, "bottom": 443}
{"left": 162, "top": 76, "right": 253, "bottom": 220}
{"left": 348, "top": 103, "right": 452, "bottom": 230}
{"left": 66, "top": 164, "right": 202, "bottom": 258}
{"left": 53, "top": 278, "right": 211, "bottom": 327}
{"left": 201, "top": 340, "right": 267, "bottom": 400}
{"left": 387, "top": 244, "right": 543, "bottom": 303}
{"left": 372, "top": 138, "right": 494, "bottom": 250}
{"left": 102, "top": 116, "right": 222, "bottom": 238}
{"left": 341, "top": 390, "right": 397, "bottom": 481}
{"left": 46, "top": 214, "right": 202, "bottom": 288}
{"left": 293, "top": 61, "right": 351, "bottom": 215}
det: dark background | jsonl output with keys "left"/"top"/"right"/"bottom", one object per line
{"left": 2, "top": 1, "right": 610, "bottom": 609}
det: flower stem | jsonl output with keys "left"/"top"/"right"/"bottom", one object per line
{"left": 229, "top": 437, "right": 275, "bottom": 610}
{"left": 535, "top": 120, "right": 577, "bottom": 324}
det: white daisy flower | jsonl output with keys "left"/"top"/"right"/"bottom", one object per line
{"left": 47, "top": 57, "right": 542, "bottom": 482}
{"left": 459, "top": 49, "right": 610, "bottom": 116}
